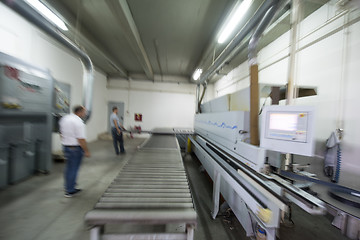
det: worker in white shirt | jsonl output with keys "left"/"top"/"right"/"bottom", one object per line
{"left": 59, "top": 105, "right": 90, "bottom": 197}
{"left": 110, "top": 106, "right": 125, "bottom": 155}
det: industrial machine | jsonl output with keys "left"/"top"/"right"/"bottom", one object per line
{"left": 53, "top": 80, "right": 71, "bottom": 131}
{"left": 0, "top": 52, "right": 70, "bottom": 188}
{"left": 85, "top": 129, "right": 197, "bottom": 240}
{"left": 190, "top": 95, "right": 326, "bottom": 239}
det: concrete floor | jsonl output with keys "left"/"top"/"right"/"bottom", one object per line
{"left": 0, "top": 137, "right": 350, "bottom": 240}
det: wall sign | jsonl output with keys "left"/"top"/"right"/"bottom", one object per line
{"left": 135, "top": 113, "right": 142, "bottom": 121}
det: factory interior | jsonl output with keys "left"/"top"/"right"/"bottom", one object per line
{"left": 0, "top": 0, "right": 360, "bottom": 240}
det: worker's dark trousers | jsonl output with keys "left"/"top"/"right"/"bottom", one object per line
{"left": 63, "top": 146, "right": 83, "bottom": 193}
{"left": 111, "top": 128, "right": 125, "bottom": 154}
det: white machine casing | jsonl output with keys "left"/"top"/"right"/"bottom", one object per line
{"left": 194, "top": 111, "right": 266, "bottom": 172}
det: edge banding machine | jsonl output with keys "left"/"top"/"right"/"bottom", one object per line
{"left": 190, "top": 105, "right": 326, "bottom": 240}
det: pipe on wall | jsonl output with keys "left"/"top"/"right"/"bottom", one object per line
{"left": 248, "top": 4, "right": 279, "bottom": 66}
{"left": 197, "top": 83, "right": 207, "bottom": 113}
{"left": 196, "top": 0, "right": 279, "bottom": 109}
{"left": 248, "top": 3, "right": 279, "bottom": 146}
{"left": 198, "top": 0, "right": 280, "bottom": 85}
{"left": 196, "top": 0, "right": 280, "bottom": 119}
{"left": 1, "top": 0, "right": 94, "bottom": 122}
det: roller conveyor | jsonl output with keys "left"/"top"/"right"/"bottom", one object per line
{"left": 84, "top": 131, "right": 197, "bottom": 240}
{"left": 102, "top": 192, "right": 192, "bottom": 198}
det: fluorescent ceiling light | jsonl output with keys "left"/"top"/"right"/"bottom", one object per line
{"left": 217, "top": 0, "right": 252, "bottom": 44}
{"left": 192, "top": 68, "right": 203, "bottom": 81}
{"left": 25, "top": 0, "right": 68, "bottom": 31}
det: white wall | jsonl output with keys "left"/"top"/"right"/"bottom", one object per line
{"left": 213, "top": 4, "right": 360, "bottom": 182}
{"left": 107, "top": 79, "right": 196, "bottom": 132}
{"left": 86, "top": 71, "right": 108, "bottom": 141}
{"left": 0, "top": 3, "right": 108, "bottom": 151}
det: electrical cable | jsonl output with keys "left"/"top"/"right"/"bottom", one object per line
{"left": 258, "top": 94, "right": 270, "bottom": 115}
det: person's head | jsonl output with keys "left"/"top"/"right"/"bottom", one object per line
{"left": 73, "top": 105, "right": 87, "bottom": 118}
{"left": 112, "top": 106, "right": 118, "bottom": 114}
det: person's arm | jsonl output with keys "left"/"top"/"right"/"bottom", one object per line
{"left": 119, "top": 122, "right": 126, "bottom": 131}
{"left": 78, "top": 138, "right": 90, "bottom": 157}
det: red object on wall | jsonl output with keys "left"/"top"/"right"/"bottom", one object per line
{"left": 135, "top": 113, "right": 142, "bottom": 121}
{"left": 5, "top": 66, "right": 19, "bottom": 80}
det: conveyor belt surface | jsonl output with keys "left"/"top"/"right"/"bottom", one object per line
{"left": 141, "top": 134, "right": 179, "bottom": 149}
{"left": 85, "top": 132, "right": 197, "bottom": 240}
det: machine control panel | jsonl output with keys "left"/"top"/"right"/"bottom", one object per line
{"left": 266, "top": 111, "right": 309, "bottom": 143}
{"left": 260, "top": 105, "right": 315, "bottom": 156}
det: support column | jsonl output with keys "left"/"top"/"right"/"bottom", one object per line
{"left": 250, "top": 64, "right": 259, "bottom": 146}
{"left": 286, "top": 0, "right": 302, "bottom": 104}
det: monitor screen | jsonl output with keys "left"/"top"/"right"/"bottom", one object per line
{"left": 267, "top": 112, "right": 308, "bottom": 143}
{"left": 260, "top": 106, "right": 315, "bottom": 156}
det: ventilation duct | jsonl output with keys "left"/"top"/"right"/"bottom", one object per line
{"left": 1, "top": 0, "right": 94, "bottom": 122}
{"left": 198, "top": 0, "right": 280, "bottom": 85}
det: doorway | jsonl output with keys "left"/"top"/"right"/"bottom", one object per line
{"left": 108, "top": 101, "right": 124, "bottom": 132}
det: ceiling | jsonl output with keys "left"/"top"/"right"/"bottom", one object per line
{"left": 40, "top": 0, "right": 329, "bottom": 84}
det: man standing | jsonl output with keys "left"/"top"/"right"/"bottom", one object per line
{"left": 59, "top": 105, "right": 90, "bottom": 198}
{"left": 110, "top": 106, "right": 125, "bottom": 155}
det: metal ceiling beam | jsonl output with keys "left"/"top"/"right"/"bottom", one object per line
{"left": 191, "top": 0, "right": 240, "bottom": 84}
{"left": 42, "top": 0, "right": 128, "bottom": 77}
{"left": 66, "top": 28, "right": 128, "bottom": 77}
{"left": 105, "top": 0, "right": 154, "bottom": 80}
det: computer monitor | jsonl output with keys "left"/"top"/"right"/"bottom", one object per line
{"left": 260, "top": 105, "right": 315, "bottom": 156}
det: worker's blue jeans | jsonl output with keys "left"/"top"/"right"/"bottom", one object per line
{"left": 63, "top": 146, "right": 83, "bottom": 193}
{"left": 111, "top": 128, "right": 125, "bottom": 154}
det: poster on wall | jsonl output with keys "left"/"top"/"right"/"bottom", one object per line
{"left": 135, "top": 113, "right": 142, "bottom": 122}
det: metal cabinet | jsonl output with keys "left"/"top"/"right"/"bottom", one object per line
{"left": 0, "top": 145, "right": 9, "bottom": 188}
{"left": 8, "top": 141, "right": 35, "bottom": 184}
{"left": 0, "top": 52, "right": 54, "bottom": 187}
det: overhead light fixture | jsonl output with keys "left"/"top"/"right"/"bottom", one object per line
{"left": 192, "top": 68, "right": 203, "bottom": 81}
{"left": 217, "top": 0, "right": 252, "bottom": 44}
{"left": 24, "top": 0, "right": 68, "bottom": 31}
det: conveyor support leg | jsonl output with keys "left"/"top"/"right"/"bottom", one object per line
{"left": 187, "top": 137, "right": 192, "bottom": 153}
{"left": 90, "top": 226, "right": 101, "bottom": 240}
{"left": 212, "top": 170, "right": 221, "bottom": 219}
{"left": 186, "top": 224, "right": 195, "bottom": 240}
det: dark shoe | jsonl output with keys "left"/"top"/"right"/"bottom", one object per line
{"left": 64, "top": 189, "right": 81, "bottom": 198}
{"left": 64, "top": 192, "right": 74, "bottom": 198}
{"left": 120, "top": 151, "right": 126, "bottom": 154}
